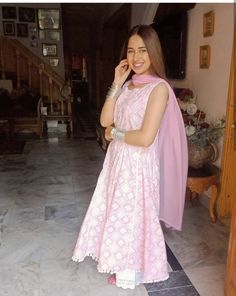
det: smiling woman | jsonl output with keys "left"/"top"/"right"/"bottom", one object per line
{"left": 72, "top": 24, "right": 188, "bottom": 290}
{"left": 126, "top": 35, "right": 152, "bottom": 76}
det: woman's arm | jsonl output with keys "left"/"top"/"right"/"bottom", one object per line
{"left": 100, "top": 94, "right": 117, "bottom": 127}
{"left": 100, "top": 59, "right": 131, "bottom": 127}
{"left": 105, "top": 82, "right": 169, "bottom": 147}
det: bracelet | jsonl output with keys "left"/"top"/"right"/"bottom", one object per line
{"left": 106, "top": 83, "right": 121, "bottom": 100}
{"left": 111, "top": 127, "right": 125, "bottom": 142}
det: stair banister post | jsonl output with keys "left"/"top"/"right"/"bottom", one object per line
{"left": 67, "top": 84, "right": 72, "bottom": 116}
{"left": 49, "top": 76, "right": 53, "bottom": 114}
{"left": 39, "top": 67, "right": 43, "bottom": 96}
{"left": 16, "top": 50, "right": 20, "bottom": 88}
{"left": 28, "top": 60, "right": 32, "bottom": 88}
{"left": 0, "top": 38, "right": 6, "bottom": 79}
{"left": 60, "top": 83, "right": 65, "bottom": 116}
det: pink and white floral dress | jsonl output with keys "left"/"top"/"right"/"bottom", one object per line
{"left": 72, "top": 82, "right": 169, "bottom": 289}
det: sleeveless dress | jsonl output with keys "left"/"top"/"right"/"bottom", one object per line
{"left": 72, "top": 81, "right": 170, "bottom": 288}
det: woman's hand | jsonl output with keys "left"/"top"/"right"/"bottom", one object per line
{"left": 105, "top": 126, "right": 113, "bottom": 141}
{"left": 113, "top": 59, "right": 131, "bottom": 87}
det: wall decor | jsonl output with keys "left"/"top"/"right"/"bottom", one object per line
{"left": 39, "top": 30, "right": 46, "bottom": 40}
{"left": 200, "top": 45, "right": 210, "bottom": 68}
{"left": 49, "top": 58, "right": 59, "bottom": 67}
{"left": 203, "top": 11, "right": 214, "bottom": 37}
{"left": 47, "top": 30, "right": 60, "bottom": 41}
{"left": 31, "top": 40, "right": 38, "bottom": 48}
{"left": 19, "top": 7, "right": 35, "bottom": 22}
{"left": 17, "top": 23, "right": 28, "bottom": 37}
{"left": 2, "top": 6, "right": 17, "bottom": 19}
{"left": 37, "top": 9, "right": 60, "bottom": 30}
{"left": 29, "top": 25, "right": 37, "bottom": 35}
{"left": 42, "top": 43, "right": 57, "bottom": 56}
{"left": 3, "top": 21, "right": 15, "bottom": 36}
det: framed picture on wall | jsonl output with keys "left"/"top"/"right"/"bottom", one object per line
{"left": 37, "top": 9, "right": 60, "bottom": 30}
{"left": 199, "top": 45, "right": 210, "bottom": 68}
{"left": 31, "top": 40, "right": 38, "bottom": 48}
{"left": 19, "top": 7, "right": 35, "bottom": 22}
{"left": 49, "top": 58, "right": 59, "bottom": 67}
{"left": 47, "top": 30, "right": 60, "bottom": 41}
{"left": 2, "top": 6, "right": 17, "bottom": 19}
{"left": 42, "top": 43, "right": 57, "bottom": 56}
{"left": 3, "top": 21, "right": 15, "bottom": 36}
{"left": 203, "top": 11, "right": 214, "bottom": 37}
{"left": 39, "top": 30, "right": 46, "bottom": 40}
{"left": 17, "top": 23, "right": 28, "bottom": 37}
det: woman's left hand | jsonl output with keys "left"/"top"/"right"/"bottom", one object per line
{"left": 105, "top": 126, "right": 113, "bottom": 141}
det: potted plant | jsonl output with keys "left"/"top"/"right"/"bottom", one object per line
{"left": 177, "top": 89, "right": 225, "bottom": 168}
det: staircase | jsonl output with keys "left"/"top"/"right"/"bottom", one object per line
{"left": 0, "top": 36, "right": 72, "bottom": 137}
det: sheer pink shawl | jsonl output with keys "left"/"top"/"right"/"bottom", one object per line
{"left": 132, "top": 74, "right": 188, "bottom": 230}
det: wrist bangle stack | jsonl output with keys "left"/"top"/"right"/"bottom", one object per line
{"left": 111, "top": 127, "right": 125, "bottom": 142}
{"left": 106, "top": 83, "right": 121, "bottom": 100}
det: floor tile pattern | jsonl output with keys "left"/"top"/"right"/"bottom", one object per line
{"left": 0, "top": 129, "right": 229, "bottom": 295}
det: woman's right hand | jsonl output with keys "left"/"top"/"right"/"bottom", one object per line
{"left": 113, "top": 59, "right": 131, "bottom": 87}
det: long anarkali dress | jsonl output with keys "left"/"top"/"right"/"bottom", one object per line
{"left": 72, "top": 77, "right": 188, "bottom": 289}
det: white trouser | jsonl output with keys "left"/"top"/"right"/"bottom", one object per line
{"left": 116, "top": 269, "right": 143, "bottom": 289}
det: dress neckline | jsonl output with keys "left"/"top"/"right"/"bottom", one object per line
{"left": 127, "top": 81, "right": 155, "bottom": 91}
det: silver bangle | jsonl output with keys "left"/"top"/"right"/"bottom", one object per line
{"left": 111, "top": 127, "right": 125, "bottom": 142}
{"left": 106, "top": 83, "right": 121, "bottom": 100}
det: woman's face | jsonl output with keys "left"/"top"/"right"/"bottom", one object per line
{"left": 127, "top": 34, "right": 152, "bottom": 75}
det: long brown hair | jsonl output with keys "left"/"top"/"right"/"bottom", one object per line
{"left": 120, "top": 25, "right": 166, "bottom": 79}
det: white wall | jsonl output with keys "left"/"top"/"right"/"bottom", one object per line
{"left": 170, "top": 3, "right": 234, "bottom": 167}
{"left": 0, "top": 3, "right": 65, "bottom": 78}
{"left": 170, "top": 3, "right": 234, "bottom": 122}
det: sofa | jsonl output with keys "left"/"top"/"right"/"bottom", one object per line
{"left": 0, "top": 86, "right": 42, "bottom": 138}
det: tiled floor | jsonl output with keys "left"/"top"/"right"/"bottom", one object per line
{"left": 0, "top": 128, "right": 230, "bottom": 296}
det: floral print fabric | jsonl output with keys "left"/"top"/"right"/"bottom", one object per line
{"left": 72, "top": 83, "right": 169, "bottom": 286}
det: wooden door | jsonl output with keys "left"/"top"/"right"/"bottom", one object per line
{"left": 225, "top": 205, "right": 236, "bottom": 295}
{"left": 100, "top": 4, "right": 131, "bottom": 103}
{"left": 224, "top": 17, "right": 236, "bottom": 296}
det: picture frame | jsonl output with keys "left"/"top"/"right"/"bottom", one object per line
{"left": 47, "top": 30, "right": 60, "bottom": 41}
{"left": 17, "top": 23, "right": 28, "bottom": 37}
{"left": 42, "top": 43, "right": 57, "bottom": 57}
{"left": 37, "top": 9, "right": 60, "bottom": 30}
{"left": 200, "top": 45, "right": 210, "bottom": 69}
{"left": 38, "top": 30, "right": 46, "bottom": 40}
{"left": 39, "top": 30, "right": 46, "bottom": 40}
{"left": 31, "top": 40, "right": 38, "bottom": 48}
{"left": 29, "top": 25, "right": 37, "bottom": 35}
{"left": 3, "top": 21, "right": 15, "bottom": 36}
{"left": 49, "top": 58, "right": 59, "bottom": 67}
{"left": 18, "top": 7, "right": 35, "bottom": 22}
{"left": 2, "top": 6, "right": 17, "bottom": 19}
{"left": 203, "top": 11, "right": 214, "bottom": 37}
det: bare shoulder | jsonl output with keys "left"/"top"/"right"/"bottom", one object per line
{"left": 150, "top": 82, "right": 169, "bottom": 101}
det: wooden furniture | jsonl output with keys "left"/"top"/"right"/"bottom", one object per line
{"left": 0, "top": 119, "right": 13, "bottom": 146}
{"left": 41, "top": 114, "right": 72, "bottom": 137}
{"left": 41, "top": 83, "right": 73, "bottom": 137}
{"left": 187, "top": 164, "right": 220, "bottom": 223}
{"left": 0, "top": 37, "right": 72, "bottom": 137}
{"left": 0, "top": 88, "right": 42, "bottom": 138}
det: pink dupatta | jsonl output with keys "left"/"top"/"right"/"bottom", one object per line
{"left": 132, "top": 74, "right": 188, "bottom": 231}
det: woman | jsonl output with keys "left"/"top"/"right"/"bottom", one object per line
{"left": 72, "top": 25, "right": 188, "bottom": 289}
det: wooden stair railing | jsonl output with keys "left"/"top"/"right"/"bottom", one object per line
{"left": 0, "top": 36, "right": 72, "bottom": 136}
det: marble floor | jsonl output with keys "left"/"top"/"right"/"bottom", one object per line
{"left": 0, "top": 130, "right": 230, "bottom": 296}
